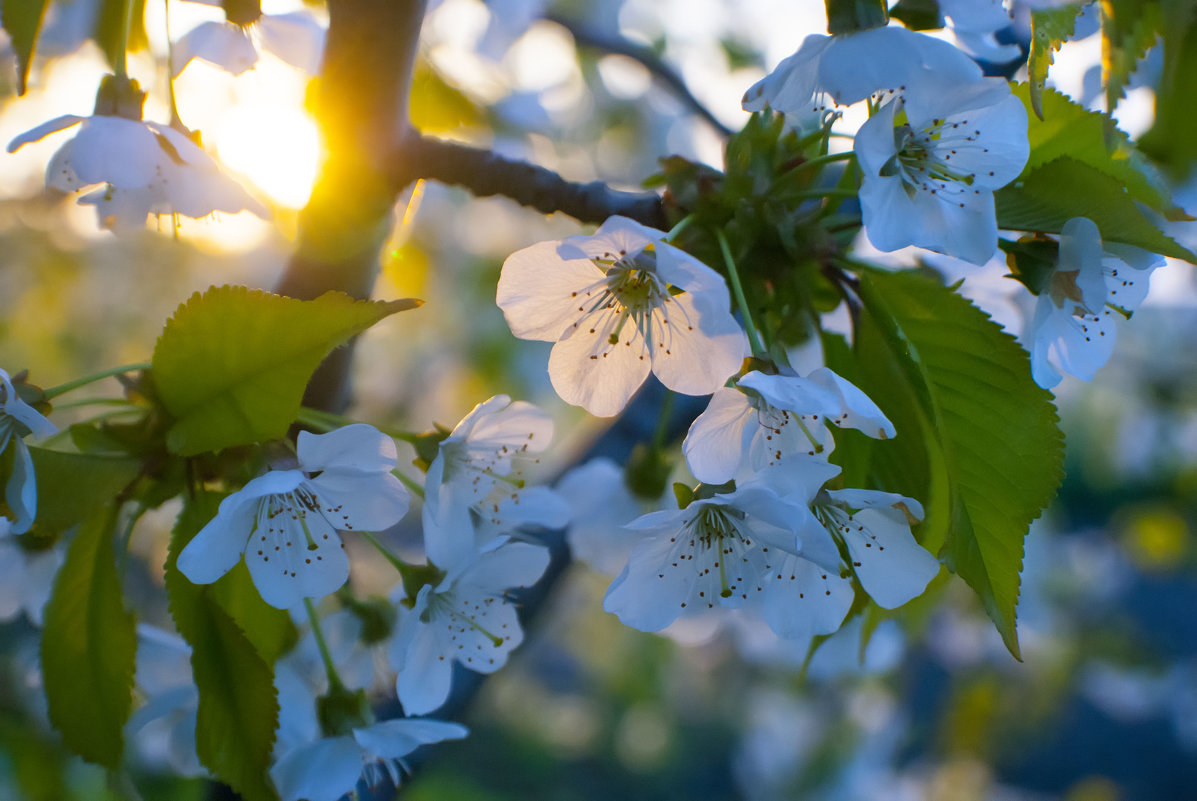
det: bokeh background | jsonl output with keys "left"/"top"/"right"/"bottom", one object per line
{"left": 0, "top": 1, "right": 1195, "bottom": 799}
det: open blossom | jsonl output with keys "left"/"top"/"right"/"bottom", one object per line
{"left": 423, "top": 395, "right": 569, "bottom": 568}
{"left": 683, "top": 367, "right": 895, "bottom": 485}
{"left": 1029, "top": 217, "right": 1165, "bottom": 388}
{"left": 0, "top": 368, "right": 56, "bottom": 534}
{"left": 497, "top": 216, "right": 748, "bottom": 417}
{"left": 271, "top": 718, "right": 468, "bottom": 801}
{"left": 855, "top": 78, "right": 1029, "bottom": 265}
{"left": 742, "top": 26, "right": 982, "bottom": 126}
{"left": 602, "top": 477, "right": 837, "bottom": 633}
{"left": 390, "top": 537, "right": 550, "bottom": 715}
{"left": 813, "top": 489, "right": 940, "bottom": 609}
{"left": 177, "top": 424, "right": 408, "bottom": 609}
{"left": 173, "top": 1, "right": 326, "bottom": 76}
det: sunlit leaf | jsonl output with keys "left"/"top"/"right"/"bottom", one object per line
{"left": 166, "top": 492, "right": 280, "bottom": 801}
{"left": 1027, "top": 4, "right": 1084, "bottom": 119}
{"left": 996, "top": 157, "right": 1196, "bottom": 261}
{"left": 845, "top": 270, "right": 1065, "bottom": 658}
{"left": 152, "top": 285, "right": 421, "bottom": 456}
{"left": 94, "top": 0, "right": 148, "bottom": 71}
{"left": 411, "top": 60, "right": 484, "bottom": 133}
{"left": 41, "top": 503, "right": 137, "bottom": 768}
{"left": 1, "top": 0, "right": 51, "bottom": 94}
{"left": 1014, "top": 83, "right": 1182, "bottom": 219}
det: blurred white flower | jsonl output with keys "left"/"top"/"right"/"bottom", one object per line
{"left": 173, "top": 1, "right": 326, "bottom": 76}
{"left": 423, "top": 394, "right": 569, "bottom": 569}
{"left": 390, "top": 537, "right": 549, "bottom": 715}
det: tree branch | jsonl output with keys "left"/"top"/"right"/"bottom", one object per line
{"left": 544, "top": 12, "right": 735, "bottom": 138}
{"left": 393, "top": 133, "right": 667, "bottom": 229}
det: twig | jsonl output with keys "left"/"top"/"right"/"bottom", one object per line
{"left": 545, "top": 11, "right": 734, "bottom": 138}
{"left": 393, "top": 132, "right": 667, "bottom": 228}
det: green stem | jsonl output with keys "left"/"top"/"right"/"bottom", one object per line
{"left": 43, "top": 363, "right": 151, "bottom": 400}
{"left": 304, "top": 598, "right": 345, "bottom": 693}
{"left": 651, "top": 391, "right": 675, "bottom": 450}
{"left": 360, "top": 530, "right": 427, "bottom": 591}
{"left": 792, "top": 188, "right": 859, "bottom": 201}
{"left": 666, "top": 213, "right": 696, "bottom": 242}
{"left": 794, "top": 151, "right": 856, "bottom": 172}
{"left": 296, "top": 406, "right": 420, "bottom": 444}
{"left": 392, "top": 468, "right": 425, "bottom": 500}
{"left": 715, "top": 229, "right": 765, "bottom": 358}
{"left": 49, "top": 397, "right": 139, "bottom": 411}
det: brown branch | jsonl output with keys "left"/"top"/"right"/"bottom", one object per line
{"left": 393, "top": 132, "right": 667, "bottom": 229}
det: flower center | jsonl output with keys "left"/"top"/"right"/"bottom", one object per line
{"left": 882, "top": 114, "right": 984, "bottom": 205}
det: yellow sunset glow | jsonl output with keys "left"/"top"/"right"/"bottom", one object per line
{"left": 214, "top": 104, "right": 321, "bottom": 209}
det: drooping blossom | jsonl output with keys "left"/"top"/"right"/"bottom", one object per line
{"left": 271, "top": 717, "right": 468, "bottom": 801}
{"left": 855, "top": 78, "right": 1029, "bottom": 265}
{"left": 177, "top": 424, "right": 409, "bottom": 609}
{"left": 0, "top": 368, "right": 56, "bottom": 534}
{"left": 683, "top": 367, "right": 895, "bottom": 485}
{"left": 1028, "top": 217, "right": 1164, "bottom": 388}
{"left": 0, "top": 518, "right": 63, "bottom": 624}
{"left": 497, "top": 216, "right": 748, "bottom": 417}
{"left": 7, "top": 76, "right": 267, "bottom": 230}
{"left": 742, "top": 25, "right": 982, "bottom": 127}
{"left": 173, "top": 0, "right": 326, "bottom": 76}
{"left": 422, "top": 395, "right": 569, "bottom": 568}
{"left": 389, "top": 537, "right": 550, "bottom": 715}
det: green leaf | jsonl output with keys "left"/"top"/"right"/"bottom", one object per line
{"left": 1014, "top": 83, "right": 1180, "bottom": 218}
{"left": 26, "top": 447, "right": 141, "bottom": 534}
{"left": 1101, "top": 0, "right": 1162, "bottom": 115}
{"left": 824, "top": 0, "right": 889, "bottom": 34}
{"left": 1, "top": 0, "right": 51, "bottom": 95}
{"left": 1027, "top": 4, "right": 1085, "bottom": 119}
{"left": 152, "top": 286, "right": 421, "bottom": 456}
{"left": 166, "top": 492, "right": 281, "bottom": 801}
{"left": 850, "top": 270, "right": 1065, "bottom": 658}
{"left": 94, "top": 0, "right": 148, "bottom": 71}
{"left": 996, "top": 157, "right": 1197, "bottom": 261}
{"left": 41, "top": 503, "right": 137, "bottom": 768}
{"left": 1139, "top": 5, "right": 1197, "bottom": 180}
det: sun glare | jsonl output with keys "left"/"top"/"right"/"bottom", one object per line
{"left": 215, "top": 105, "right": 321, "bottom": 209}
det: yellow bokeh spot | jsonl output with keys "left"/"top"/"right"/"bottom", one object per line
{"left": 214, "top": 105, "right": 321, "bottom": 209}
{"left": 1121, "top": 507, "right": 1189, "bottom": 572}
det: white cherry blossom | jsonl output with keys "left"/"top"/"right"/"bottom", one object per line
{"left": 1029, "top": 217, "right": 1163, "bottom": 388}
{"left": 0, "top": 368, "right": 56, "bottom": 534}
{"left": 602, "top": 480, "right": 832, "bottom": 633}
{"left": 423, "top": 395, "right": 569, "bottom": 569}
{"left": 814, "top": 489, "right": 940, "bottom": 609}
{"left": 855, "top": 78, "right": 1029, "bottom": 265}
{"left": 497, "top": 216, "right": 748, "bottom": 417}
{"left": 173, "top": 1, "right": 326, "bottom": 76}
{"left": 271, "top": 718, "right": 468, "bottom": 801}
{"left": 556, "top": 457, "right": 658, "bottom": 576}
{"left": 8, "top": 111, "right": 267, "bottom": 230}
{"left": 742, "top": 26, "right": 982, "bottom": 126}
{"left": 389, "top": 537, "right": 550, "bottom": 715}
{"left": 683, "top": 367, "right": 894, "bottom": 485}
{"left": 177, "top": 424, "right": 408, "bottom": 609}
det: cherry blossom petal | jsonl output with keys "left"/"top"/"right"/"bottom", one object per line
{"left": 69, "top": 117, "right": 165, "bottom": 188}
{"left": 271, "top": 734, "right": 363, "bottom": 801}
{"left": 497, "top": 240, "right": 607, "bottom": 340}
{"left": 762, "top": 554, "right": 854, "bottom": 639}
{"left": 840, "top": 506, "right": 940, "bottom": 609}
{"left": 6, "top": 114, "right": 85, "bottom": 152}
{"left": 548, "top": 322, "right": 651, "bottom": 417}
{"left": 298, "top": 424, "right": 398, "bottom": 474}
{"left": 683, "top": 387, "right": 755, "bottom": 484}
{"left": 172, "top": 21, "right": 260, "bottom": 76}
{"left": 255, "top": 12, "right": 326, "bottom": 74}
{"left": 805, "top": 367, "right": 896, "bottom": 439}
{"left": 557, "top": 458, "right": 647, "bottom": 575}
{"left": 6, "top": 439, "right": 37, "bottom": 534}
{"left": 556, "top": 215, "right": 659, "bottom": 261}
{"left": 244, "top": 508, "right": 350, "bottom": 609}
{"left": 648, "top": 290, "right": 746, "bottom": 396}
{"left": 603, "top": 526, "right": 699, "bottom": 632}
{"left": 351, "top": 719, "right": 468, "bottom": 761}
